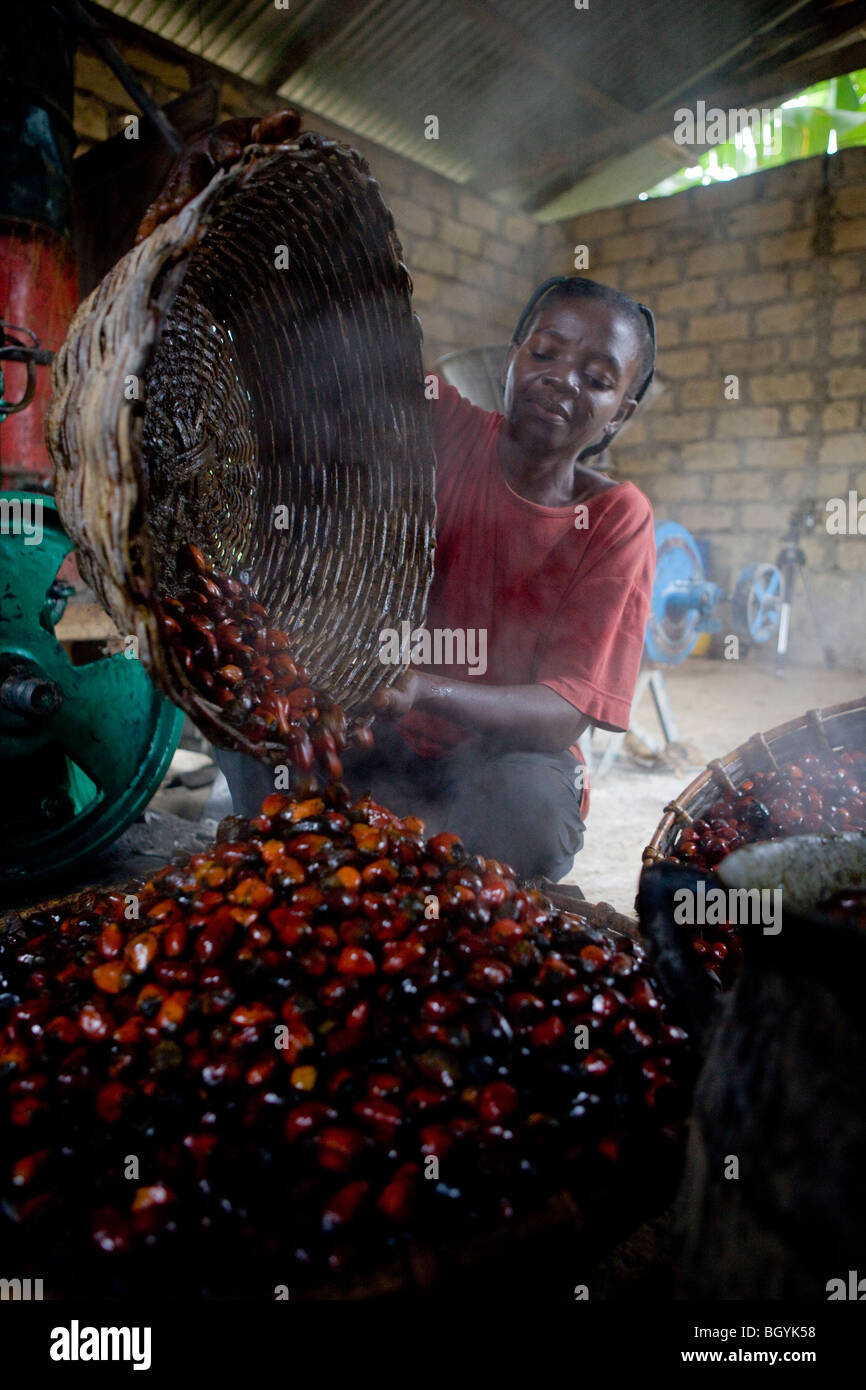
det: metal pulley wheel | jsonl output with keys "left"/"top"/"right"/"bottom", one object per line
{"left": 731, "top": 562, "right": 783, "bottom": 645}
{"left": 645, "top": 521, "right": 721, "bottom": 666}
{"left": 0, "top": 493, "right": 183, "bottom": 883}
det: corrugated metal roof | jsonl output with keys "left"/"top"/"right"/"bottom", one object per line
{"left": 106, "top": 0, "right": 324, "bottom": 82}
{"left": 94, "top": 0, "right": 860, "bottom": 214}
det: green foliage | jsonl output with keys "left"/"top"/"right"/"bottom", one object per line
{"left": 642, "top": 71, "right": 866, "bottom": 200}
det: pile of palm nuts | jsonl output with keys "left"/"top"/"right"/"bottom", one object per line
{"left": 0, "top": 782, "right": 692, "bottom": 1295}
{"left": 671, "top": 749, "right": 866, "bottom": 874}
{"left": 155, "top": 543, "right": 372, "bottom": 782}
{"left": 668, "top": 747, "right": 866, "bottom": 990}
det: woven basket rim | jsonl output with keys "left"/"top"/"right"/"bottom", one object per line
{"left": 642, "top": 694, "right": 866, "bottom": 865}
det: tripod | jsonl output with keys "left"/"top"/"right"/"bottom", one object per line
{"left": 773, "top": 501, "right": 835, "bottom": 678}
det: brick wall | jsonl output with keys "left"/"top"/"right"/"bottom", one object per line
{"left": 369, "top": 159, "right": 542, "bottom": 365}
{"left": 542, "top": 152, "right": 866, "bottom": 671}
{"left": 71, "top": 20, "right": 548, "bottom": 369}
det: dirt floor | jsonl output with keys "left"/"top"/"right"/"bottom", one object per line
{"left": 565, "top": 656, "right": 865, "bottom": 916}
{"left": 150, "top": 653, "right": 865, "bottom": 921}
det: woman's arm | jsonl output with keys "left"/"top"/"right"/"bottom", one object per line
{"left": 136, "top": 110, "right": 301, "bottom": 242}
{"left": 375, "top": 672, "right": 589, "bottom": 752}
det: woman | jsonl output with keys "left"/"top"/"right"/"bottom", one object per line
{"left": 140, "top": 117, "right": 657, "bottom": 881}
{"left": 348, "top": 274, "right": 657, "bottom": 880}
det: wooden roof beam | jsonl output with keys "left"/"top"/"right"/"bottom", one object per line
{"left": 264, "top": 0, "right": 373, "bottom": 92}
{"left": 462, "top": 0, "right": 685, "bottom": 166}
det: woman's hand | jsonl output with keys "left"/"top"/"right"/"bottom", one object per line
{"left": 135, "top": 108, "right": 302, "bottom": 244}
{"left": 372, "top": 671, "right": 436, "bottom": 718}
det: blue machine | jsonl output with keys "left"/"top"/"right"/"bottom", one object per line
{"left": 645, "top": 520, "right": 782, "bottom": 664}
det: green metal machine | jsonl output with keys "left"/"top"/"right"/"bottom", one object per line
{"left": 0, "top": 492, "right": 183, "bottom": 885}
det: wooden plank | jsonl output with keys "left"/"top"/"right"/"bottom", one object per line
{"left": 461, "top": 0, "right": 685, "bottom": 167}
{"left": 54, "top": 597, "right": 120, "bottom": 642}
{"left": 72, "top": 82, "right": 221, "bottom": 296}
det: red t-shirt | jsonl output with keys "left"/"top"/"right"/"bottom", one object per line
{"left": 397, "top": 378, "right": 655, "bottom": 813}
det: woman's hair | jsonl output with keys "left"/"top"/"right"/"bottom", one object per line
{"left": 511, "top": 275, "right": 656, "bottom": 407}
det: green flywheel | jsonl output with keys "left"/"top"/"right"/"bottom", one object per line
{"left": 0, "top": 493, "right": 183, "bottom": 884}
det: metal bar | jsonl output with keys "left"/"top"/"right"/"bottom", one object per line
{"left": 593, "top": 728, "right": 628, "bottom": 778}
{"left": 0, "top": 347, "right": 54, "bottom": 366}
{"left": 648, "top": 670, "right": 679, "bottom": 746}
{"left": 593, "top": 668, "right": 653, "bottom": 777}
{"left": 51, "top": 0, "right": 183, "bottom": 155}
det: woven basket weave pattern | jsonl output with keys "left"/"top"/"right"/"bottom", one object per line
{"left": 47, "top": 133, "right": 436, "bottom": 755}
{"left": 643, "top": 696, "right": 866, "bottom": 864}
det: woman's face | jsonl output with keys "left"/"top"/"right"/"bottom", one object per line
{"left": 501, "top": 295, "right": 644, "bottom": 457}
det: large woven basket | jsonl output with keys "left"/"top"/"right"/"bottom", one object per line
{"left": 643, "top": 695, "right": 866, "bottom": 865}
{"left": 46, "top": 131, "right": 436, "bottom": 758}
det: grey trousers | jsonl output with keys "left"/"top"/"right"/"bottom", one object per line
{"left": 212, "top": 723, "right": 585, "bottom": 882}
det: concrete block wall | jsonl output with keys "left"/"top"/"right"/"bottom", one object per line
{"left": 541, "top": 152, "right": 866, "bottom": 671}
{"left": 368, "top": 158, "right": 542, "bottom": 365}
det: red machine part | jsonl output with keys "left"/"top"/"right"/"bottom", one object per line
{"left": 0, "top": 224, "right": 77, "bottom": 485}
